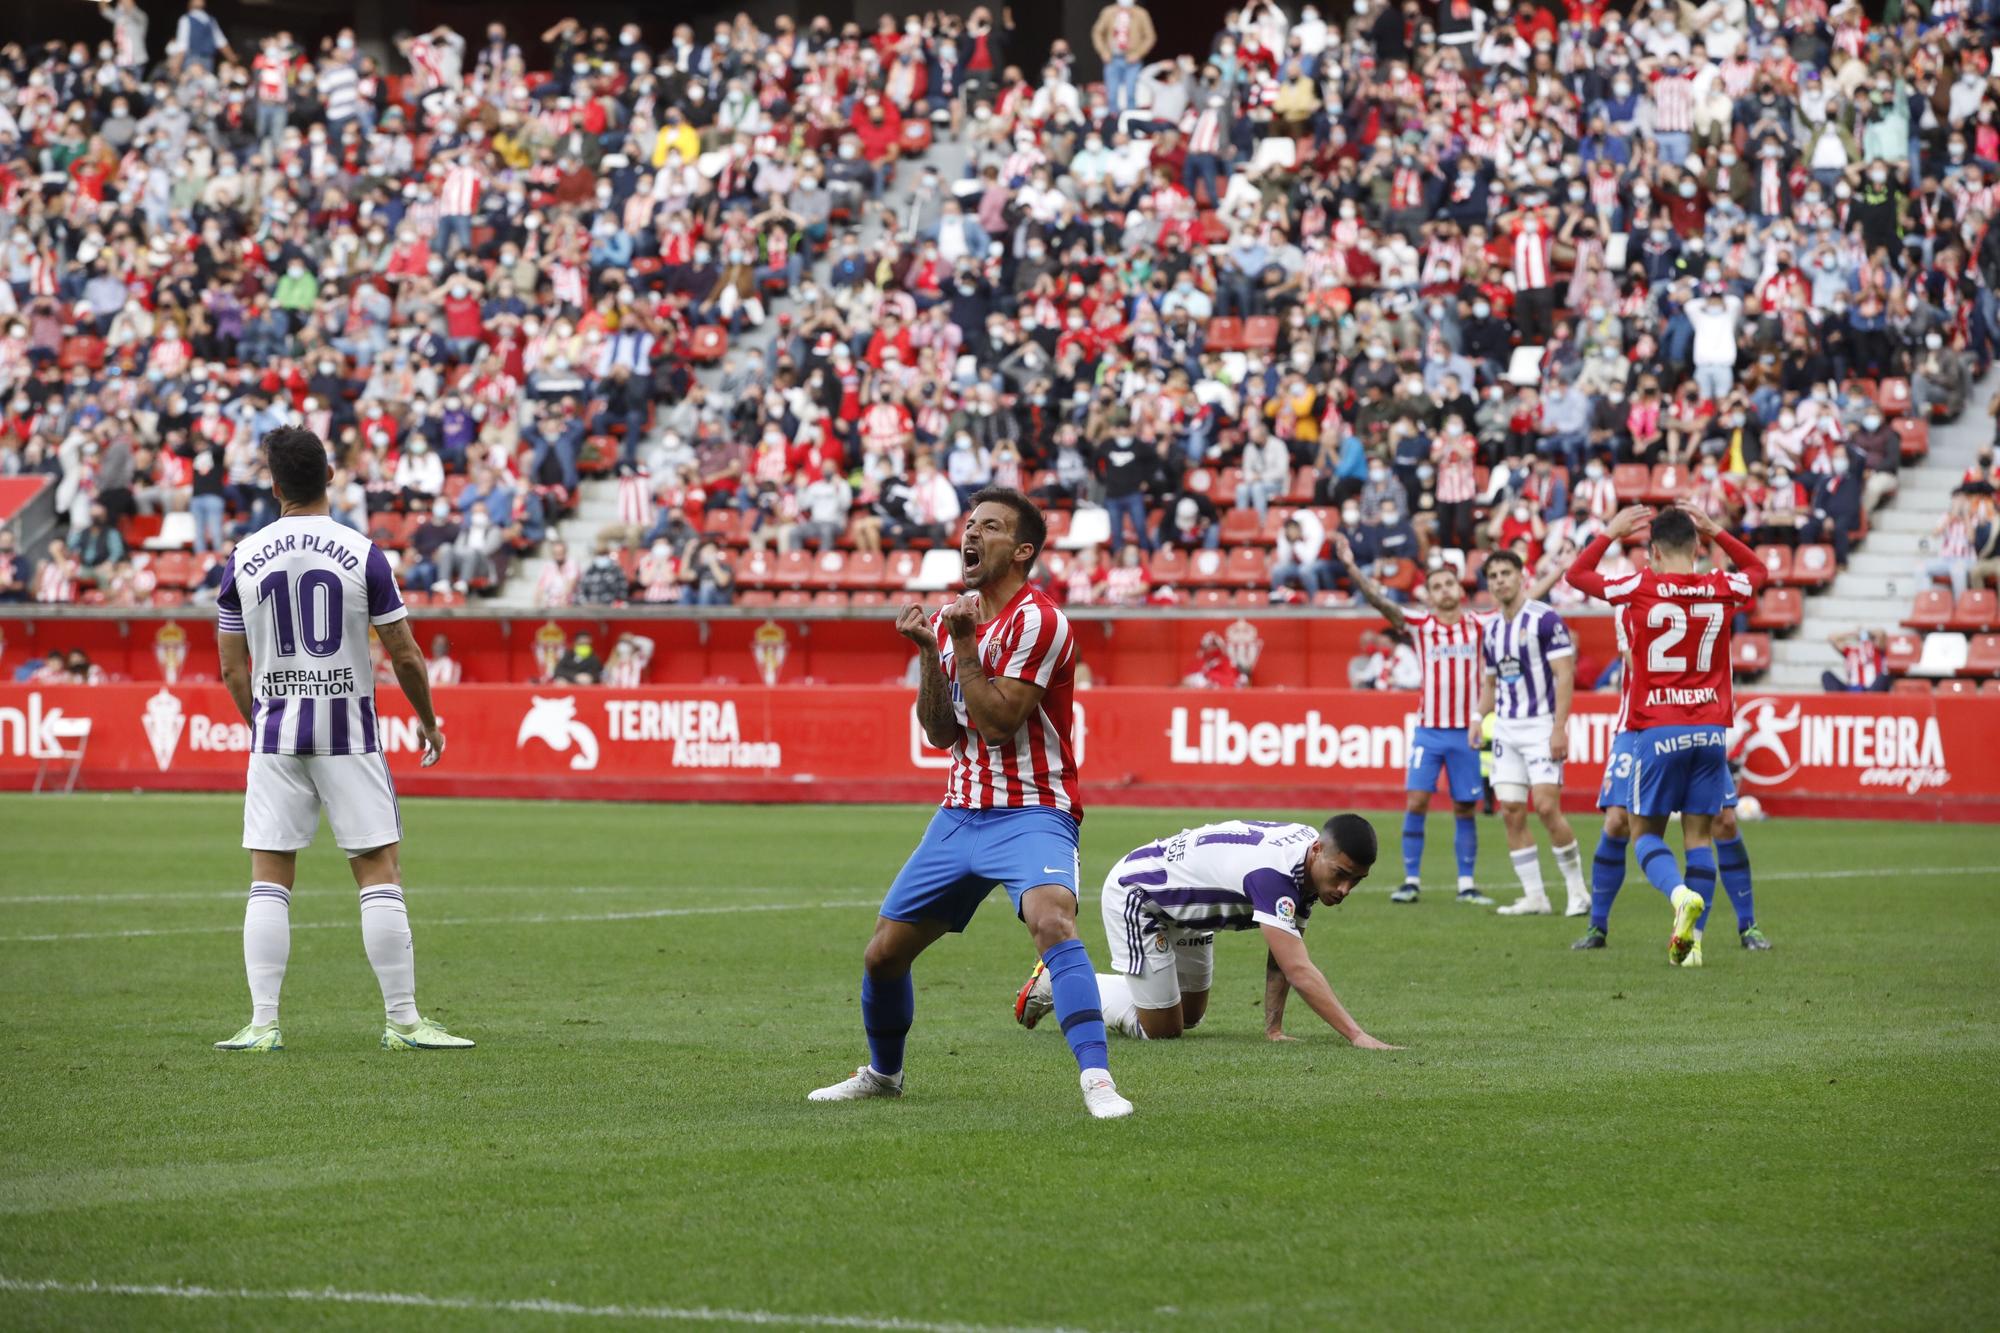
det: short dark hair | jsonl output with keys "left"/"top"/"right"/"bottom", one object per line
{"left": 1649, "top": 506, "right": 1698, "bottom": 553}
{"left": 263, "top": 426, "right": 329, "bottom": 505}
{"left": 1485, "top": 549, "right": 1525, "bottom": 575}
{"left": 966, "top": 486, "right": 1047, "bottom": 564}
{"left": 1323, "top": 814, "right": 1378, "bottom": 869}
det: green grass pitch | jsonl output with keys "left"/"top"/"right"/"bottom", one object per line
{"left": 1, "top": 794, "right": 1996, "bottom": 1331}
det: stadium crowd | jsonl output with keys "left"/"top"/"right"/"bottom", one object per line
{"left": 0, "top": 0, "right": 1998, "bottom": 623}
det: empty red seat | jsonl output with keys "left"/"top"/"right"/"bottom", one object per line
{"left": 842, "top": 551, "right": 885, "bottom": 589}
{"left": 1893, "top": 417, "right": 1930, "bottom": 462}
{"left": 1645, "top": 463, "right": 1691, "bottom": 504}
{"left": 685, "top": 326, "right": 728, "bottom": 363}
{"left": 774, "top": 549, "right": 814, "bottom": 588}
{"left": 1749, "top": 587, "right": 1803, "bottom": 631}
{"left": 702, "top": 509, "right": 742, "bottom": 544}
{"left": 1732, "top": 633, "right": 1771, "bottom": 677}
{"left": 150, "top": 588, "right": 189, "bottom": 607}
{"left": 1220, "top": 508, "right": 1263, "bottom": 545}
{"left": 1982, "top": 679, "right": 2000, "bottom": 697}
{"left": 1884, "top": 632, "right": 1923, "bottom": 674}
{"left": 1240, "top": 316, "right": 1279, "bottom": 351}
{"left": 735, "top": 589, "right": 777, "bottom": 608}
{"left": 1905, "top": 588, "right": 1955, "bottom": 630}
{"left": 1755, "top": 544, "right": 1793, "bottom": 585}
{"left": 1041, "top": 510, "right": 1071, "bottom": 544}
{"left": 735, "top": 550, "right": 780, "bottom": 589}
{"left": 151, "top": 552, "right": 198, "bottom": 588}
{"left": 1211, "top": 467, "right": 1241, "bottom": 508}
{"left": 1285, "top": 471, "right": 1317, "bottom": 502}
{"left": 1791, "top": 544, "right": 1836, "bottom": 588}
{"left": 775, "top": 589, "right": 813, "bottom": 607}
{"left": 1148, "top": 548, "right": 1190, "bottom": 583}
{"left": 1377, "top": 558, "right": 1420, "bottom": 594}
{"left": 1876, "top": 378, "right": 1911, "bottom": 416}
{"left": 882, "top": 550, "right": 923, "bottom": 588}
{"left": 1936, "top": 677, "right": 1977, "bottom": 696}
{"left": 1185, "top": 548, "right": 1229, "bottom": 586}
{"left": 1233, "top": 588, "right": 1269, "bottom": 606}
{"left": 1205, "top": 318, "right": 1245, "bottom": 352}
{"left": 1891, "top": 677, "right": 1934, "bottom": 695}
{"left": 1964, "top": 634, "right": 2000, "bottom": 676}
{"left": 1612, "top": 463, "right": 1652, "bottom": 502}
{"left": 807, "top": 551, "right": 847, "bottom": 588}
{"left": 1192, "top": 587, "right": 1231, "bottom": 606}
{"left": 900, "top": 119, "right": 933, "bottom": 153}
{"left": 811, "top": 590, "right": 848, "bottom": 608}
{"left": 1950, "top": 590, "right": 1998, "bottom": 631}
{"left": 849, "top": 590, "right": 890, "bottom": 608}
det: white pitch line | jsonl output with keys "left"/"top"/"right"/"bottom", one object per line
{"left": 0, "top": 899, "right": 883, "bottom": 944}
{"left": 0, "top": 885, "right": 804, "bottom": 907}
{"left": 0, "top": 1276, "right": 1101, "bottom": 1333}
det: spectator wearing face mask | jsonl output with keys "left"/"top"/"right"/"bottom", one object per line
{"left": 1848, "top": 409, "right": 1901, "bottom": 513}
{"left": 394, "top": 437, "right": 444, "bottom": 505}
{"left": 1805, "top": 445, "right": 1865, "bottom": 567}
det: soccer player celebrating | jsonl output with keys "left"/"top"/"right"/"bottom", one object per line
{"left": 1475, "top": 550, "right": 1591, "bottom": 917}
{"left": 1565, "top": 502, "right": 1769, "bottom": 965}
{"left": 1576, "top": 598, "right": 1771, "bottom": 957}
{"left": 1014, "top": 815, "right": 1396, "bottom": 1048}
{"left": 809, "top": 488, "right": 1130, "bottom": 1118}
{"left": 212, "top": 427, "right": 468, "bottom": 1053}
{"left": 1331, "top": 533, "right": 1493, "bottom": 906}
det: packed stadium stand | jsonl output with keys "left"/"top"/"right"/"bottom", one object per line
{"left": 4, "top": 0, "right": 2000, "bottom": 697}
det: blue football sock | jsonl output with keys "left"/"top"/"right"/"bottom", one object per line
{"left": 1041, "top": 938, "right": 1110, "bottom": 1073}
{"left": 1686, "top": 845, "right": 1718, "bottom": 933}
{"left": 1633, "top": 833, "right": 1682, "bottom": 898}
{"left": 860, "top": 972, "right": 913, "bottom": 1078}
{"left": 1716, "top": 836, "right": 1755, "bottom": 931}
{"left": 1454, "top": 816, "right": 1478, "bottom": 882}
{"left": 1590, "top": 833, "right": 1628, "bottom": 933}
{"left": 1401, "top": 811, "right": 1426, "bottom": 881}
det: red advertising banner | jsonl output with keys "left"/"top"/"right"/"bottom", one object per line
{"left": 2, "top": 684, "right": 1994, "bottom": 821}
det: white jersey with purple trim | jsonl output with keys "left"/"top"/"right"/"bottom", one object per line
{"left": 1106, "top": 819, "right": 1322, "bottom": 971}
{"left": 216, "top": 515, "right": 408, "bottom": 755}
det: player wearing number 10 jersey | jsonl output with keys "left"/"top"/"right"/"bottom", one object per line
{"left": 1565, "top": 502, "right": 1768, "bottom": 966}
{"left": 212, "top": 426, "right": 470, "bottom": 1053}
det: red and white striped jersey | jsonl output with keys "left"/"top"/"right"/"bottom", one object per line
{"left": 1511, "top": 214, "right": 1552, "bottom": 290}
{"left": 438, "top": 164, "right": 481, "bottom": 217}
{"left": 1841, "top": 636, "right": 1882, "bottom": 689}
{"left": 933, "top": 581, "right": 1082, "bottom": 818}
{"left": 428, "top": 654, "right": 463, "bottom": 686}
{"left": 1403, "top": 608, "right": 1491, "bottom": 729}
{"left": 1649, "top": 71, "right": 1693, "bottom": 132}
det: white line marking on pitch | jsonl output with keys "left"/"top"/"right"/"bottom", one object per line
{"left": 0, "top": 899, "right": 884, "bottom": 944}
{"left": 0, "top": 1276, "right": 1103, "bottom": 1333}
{"left": 0, "top": 885, "right": 802, "bottom": 906}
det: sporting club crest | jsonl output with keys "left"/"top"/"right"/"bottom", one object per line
{"left": 752, "top": 620, "right": 789, "bottom": 686}
{"left": 533, "top": 621, "right": 569, "bottom": 681}
{"left": 142, "top": 688, "right": 185, "bottom": 771}
{"left": 153, "top": 622, "right": 189, "bottom": 683}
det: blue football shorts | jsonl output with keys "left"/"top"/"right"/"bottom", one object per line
{"left": 880, "top": 805, "right": 1081, "bottom": 933}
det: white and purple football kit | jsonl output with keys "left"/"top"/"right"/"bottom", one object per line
{"left": 217, "top": 515, "right": 410, "bottom": 853}
{"left": 1480, "top": 598, "right": 1574, "bottom": 791}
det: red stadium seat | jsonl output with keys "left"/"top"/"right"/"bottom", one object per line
{"left": 1905, "top": 588, "right": 1955, "bottom": 630}
{"left": 1240, "top": 316, "right": 1279, "bottom": 351}
{"left": 735, "top": 590, "right": 777, "bottom": 608}
{"left": 1205, "top": 318, "right": 1245, "bottom": 352}
{"left": 774, "top": 549, "right": 814, "bottom": 588}
{"left": 1876, "top": 378, "right": 1912, "bottom": 416}
{"left": 1041, "top": 510, "right": 1071, "bottom": 545}
{"left": 1220, "top": 508, "right": 1263, "bottom": 545}
{"left": 1210, "top": 467, "right": 1241, "bottom": 508}
{"left": 151, "top": 552, "right": 198, "bottom": 589}
{"left": 1612, "top": 463, "right": 1651, "bottom": 503}
{"left": 703, "top": 509, "right": 742, "bottom": 544}
{"left": 1936, "top": 677, "right": 1977, "bottom": 696}
{"left": 1843, "top": 377, "right": 1878, "bottom": 403}
{"left": 578, "top": 436, "right": 618, "bottom": 476}
{"left": 1148, "top": 548, "right": 1190, "bottom": 584}
{"left": 1185, "top": 548, "right": 1229, "bottom": 586}
{"left": 1884, "top": 631, "right": 1923, "bottom": 675}
{"left": 1950, "top": 590, "right": 1998, "bottom": 631}
{"left": 1260, "top": 509, "right": 1291, "bottom": 544}
{"left": 1964, "top": 634, "right": 2000, "bottom": 676}
{"left": 1183, "top": 468, "right": 1214, "bottom": 496}
{"left": 1982, "top": 678, "right": 2000, "bottom": 697}
{"left": 1732, "top": 633, "right": 1771, "bottom": 677}
{"left": 1233, "top": 589, "right": 1269, "bottom": 606}
{"left": 150, "top": 589, "right": 189, "bottom": 607}
{"left": 842, "top": 551, "right": 885, "bottom": 590}
{"left": 1791, "top": 544, "right": 1836, "bottom": 588}
{"left": 811, "top": 590, "right": 849, "bottom": 608}
{"left": 883, "top": 550, "right": 923, "bottom": 589}
{"left": 1891, "top": 677, "right": 1934, "bottom": 695}
{"left": 1285, "top": 470, "right": 1317, "bottom": 503}
{"left": 58, "top": 335, "right": 106, "bottom": 371}
{"left": 442, "top": 475, "right": 471, "bottom": 507}
{"left": 1893, "top": 417, "right": 1930, "bottom": 462}
{"left": 775, "top": 589, "right": 813, "bottom": 607}
{"left": 1749, "top": 587, "right": 1802, "bottom": 631}
{"left": 1645, "top": 463, "right": 1692, "bottom": 504}
{"left": 808, "top": 551, "right": 847, "bottom": 589}
{"left": 685, "top": 326, "right": 728, "bottom": 363}
{"left": 849, "top": 590, "right": 890, "bottom": 608}
{"left": 1192, "top": 587, "right": 1231, "bottom": 606}
{"left": 735, "top": 549, "right": 780, "bottom": 589}
{"left": 1377, "top": 558, "right": 1420, "bottom": 594}
{"left": 900, "top": 120, "right": 933, "bottom": 154}
{"left": 1755, "top": 544, "right": 1793, "bottom": 585}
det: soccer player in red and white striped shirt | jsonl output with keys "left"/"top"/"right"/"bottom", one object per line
{"left": 810, "top": 487, "right": 1131, "bottom": 1120}
{"left": 1329, "top": 531, "right": 1495, "bottom": 904}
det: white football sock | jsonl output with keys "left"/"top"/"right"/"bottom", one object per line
{"left": 244, "top": 882, "right": 291, "bottom": 1027}
{"left": 1095, "top": 973, "right": 1148, "bottom": 1039}
{"left": 358, "top": 884, "right": 419, "bottom": 1025}
{"left": 1552, "top": 841, "right": 1587, "bottom": 901}
{"left": 1509, "top": 848, "right": 1549, "bottom": 904}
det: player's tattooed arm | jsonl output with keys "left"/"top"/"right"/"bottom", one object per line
{"left": 941, "top": 593, "right": 1045, "bottom": 744}
{"left": 376, "top": 618, "right": 446, "bottom": 768}
{"left": 218, "top": 631, "right": 253, "bottom": 726}
{"left": 1263, "top": 949, "right": 1295, "bottom": 1041}
{"left": 1329, "top": 531, "right": 1406, "bottom": 633}
{"left": 898, "top": 603, "right": 961, "bottom": 749}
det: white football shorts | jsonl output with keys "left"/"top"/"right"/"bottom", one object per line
{"left": 1100, "top": 874, "right": 1216, "bottom": 1011}
{"left": 244, "top": 751, "right": 402, "bottom": 855}
{"left": 1491, "top": 715, "right": 1563, "bottom": 790}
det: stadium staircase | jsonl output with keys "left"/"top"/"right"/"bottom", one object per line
{"left": 501, "top": 133, "right": 977, "bottom": 605}
{"left": 1762, "top": 368, "right": 1997, "bottom": 693}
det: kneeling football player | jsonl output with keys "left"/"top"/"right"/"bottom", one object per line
{"left": 1016, "top": 815, "right": 1400, "bottom": 1047}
